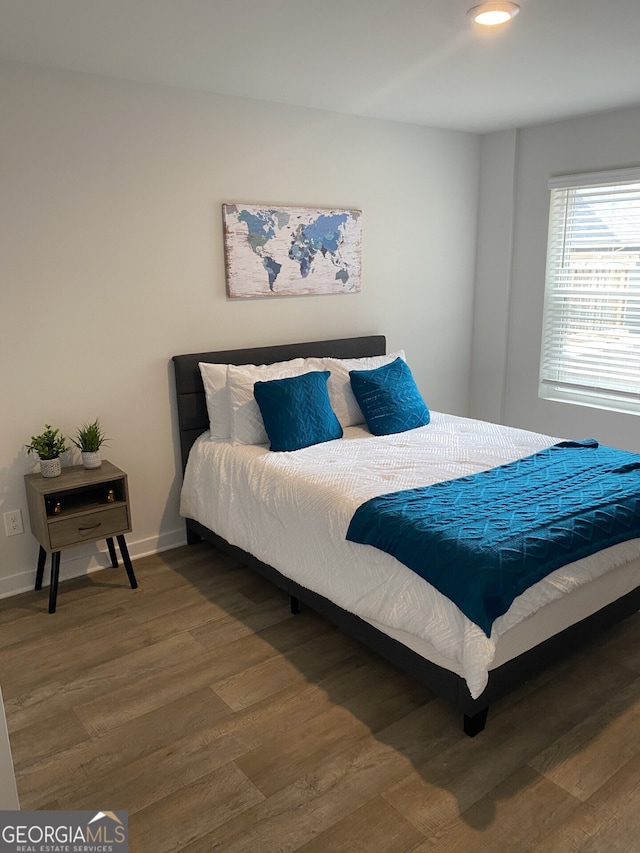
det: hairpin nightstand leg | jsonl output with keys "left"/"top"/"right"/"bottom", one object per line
{"left": 48, "top": 552, "right": 61, "bottom": 614}
{"left": 35, "top": 546, "right": 47, "bottom": 591}
{"left": 116, "top": 535, "right": 138, "bottom": 589}
{"left": 106, "top": 537, "right": 119, "bottom": 568}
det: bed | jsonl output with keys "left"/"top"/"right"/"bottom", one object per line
{"left": 172, "top": 335, "right": 640, "bottom": 735}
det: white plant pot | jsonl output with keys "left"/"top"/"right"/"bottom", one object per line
{"left": 81, "top": 451, "right": 102, "bottom": 469}
{"left": 40, "top": 458, "right": 61, "bottom": 478}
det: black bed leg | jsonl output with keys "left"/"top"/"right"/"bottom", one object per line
{"left": 186, "top": 524, "right": 202, "bottom": 545}
{"left": 463, "top": 708, "right": 488, "bottom": 737}
{"left": 290, "top": 596, "right": 302, "bottom": 615}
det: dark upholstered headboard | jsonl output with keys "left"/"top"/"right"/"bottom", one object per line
{"left": 172, "top": 335, "right": 386, "bottom": 470}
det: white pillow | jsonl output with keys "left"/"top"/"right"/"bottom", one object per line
{"left": 228, "top": 358, "right": 325, "bottom": 445}
{"left": 323, "top": 351, "right": 406, "bottom": 427}
{"left": 199, "top": 362, "right": 231, "bottom": 439}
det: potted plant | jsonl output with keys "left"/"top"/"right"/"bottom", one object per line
{"left": 25, "top": 424, "right": 68, "bottom": 478}
{"left": 71, "top": 418, "right": 109, "bottom": 469}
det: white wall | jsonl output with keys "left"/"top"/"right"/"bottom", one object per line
{"left": 469, "top": 129, "right": 518, "bottom": 423}
{"left": 473, "top": 104, "right": 640, "bottom": 453}
{"left": 0, "top": 61, "right": 480, "bottom": 597}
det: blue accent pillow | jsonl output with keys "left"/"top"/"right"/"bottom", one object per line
{"left": 349, "top": 357, "right": 430, "bottom": 436}
{"left": 253, "top": 370, "right": 343, "bottom": 452}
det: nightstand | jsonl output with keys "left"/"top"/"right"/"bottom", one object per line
{"left": 24, "top": 460, "right": 138, "bottom": 613}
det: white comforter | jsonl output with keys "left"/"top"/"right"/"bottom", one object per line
{"left": 180, "top": 412, "right": 640, "bottom": 698}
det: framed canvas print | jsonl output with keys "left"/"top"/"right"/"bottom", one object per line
{"left": 223, "top": 204, "right": 362, "bottom": 298}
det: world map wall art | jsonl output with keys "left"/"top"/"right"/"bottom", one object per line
{"left": 222, "top": 204, "right": 362, "bottom": 298}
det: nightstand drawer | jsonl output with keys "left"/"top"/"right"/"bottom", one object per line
{"left": 49, "top": 505, "right": 130, "bottom": 549}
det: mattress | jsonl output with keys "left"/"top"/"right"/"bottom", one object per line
{"left": 180, "top": 411, "right": 640, "bottom": 698}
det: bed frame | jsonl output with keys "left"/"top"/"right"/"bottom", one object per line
{"left": 173, "top": 335, "right": 640, "bottom": 735}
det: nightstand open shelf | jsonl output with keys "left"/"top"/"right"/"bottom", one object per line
{"left": 43, "top": 480, "right": 127, "bottom": 518}
{"left": 24, "top": 460, "right": 138, "bottom": 613}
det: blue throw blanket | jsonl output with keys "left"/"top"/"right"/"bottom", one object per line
{"left": 346, "top": 440, "right": 640, "bottom": 636}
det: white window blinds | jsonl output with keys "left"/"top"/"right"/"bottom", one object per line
{"left": 539, "top": 168, "right": 640, "bottom": 414}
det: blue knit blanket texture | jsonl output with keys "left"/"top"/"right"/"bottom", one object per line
{"left": 346, "top": 440, "right": 640, "bottom": 636}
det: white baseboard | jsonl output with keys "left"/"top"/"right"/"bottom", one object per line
{"left": 0, "top": 527, "right": 187, "bottom": 601}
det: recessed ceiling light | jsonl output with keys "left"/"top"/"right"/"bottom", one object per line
{"left": 468, "top": 2, "right": 520, "bottom": 26}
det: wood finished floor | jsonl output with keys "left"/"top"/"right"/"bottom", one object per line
{"left": 1, "top": 542, "right": 640, "bottom": 851}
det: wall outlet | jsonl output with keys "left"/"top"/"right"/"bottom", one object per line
{"left": 4, "top": 510, "right": 24, "bottom": 536}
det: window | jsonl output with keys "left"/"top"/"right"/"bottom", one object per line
{"left": 539, "top": 167, "right": 640, "bottom": 415}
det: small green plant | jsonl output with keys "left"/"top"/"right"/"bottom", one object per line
{"left": 25, "top": 425, "right": 68, "bottom": 460}
{"left": 71, "top": 418, "right": 109, "bottom": 453}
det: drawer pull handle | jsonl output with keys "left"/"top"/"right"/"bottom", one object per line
{"left": 78, "top": 522, "right": 102, "bottom": 531}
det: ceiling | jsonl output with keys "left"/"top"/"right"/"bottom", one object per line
{"left": 1, "top": 0, "right": 639, "bottom": 134}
